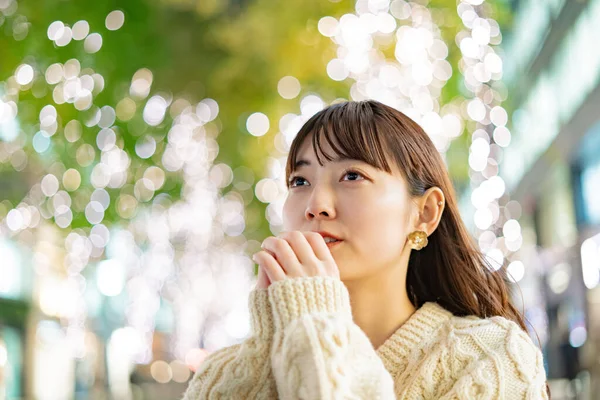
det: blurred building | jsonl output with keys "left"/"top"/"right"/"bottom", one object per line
{"left": 0, "top": 240, "right": 30, "bottom": 399}
{"left": 0, "top": 226, "right": 194, "bottom": 399}
{"left": 501, "top": 0, "right": 600, "bottom": 398}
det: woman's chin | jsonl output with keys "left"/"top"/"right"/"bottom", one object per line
{"left": 337, "top": 266, "right": 359, "bottom": 283}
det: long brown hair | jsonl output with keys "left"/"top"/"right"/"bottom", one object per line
{"left": 285, "top": 100, "right": 550, "bottom": 395}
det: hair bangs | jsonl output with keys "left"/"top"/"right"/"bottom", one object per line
{"left": 286, "top": 102, "right": 393, "bottom": 184}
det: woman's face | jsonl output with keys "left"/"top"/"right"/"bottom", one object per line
{"left": 282, "top": 134, "right": 416, "bottom": 282}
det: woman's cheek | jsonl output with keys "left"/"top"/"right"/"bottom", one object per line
{"left": 282, "top": 199, "right": 302, "bottom": 230}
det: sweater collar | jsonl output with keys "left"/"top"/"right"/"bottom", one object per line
{"left": 375, "top": 302, "right": 453, "bottom": 372}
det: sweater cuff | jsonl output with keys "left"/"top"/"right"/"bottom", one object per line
{"left": 249, "top": 288, "right": 275, "bottom": 339}
{"left": 267, "top": 276, "right": 352, "bottom": 331}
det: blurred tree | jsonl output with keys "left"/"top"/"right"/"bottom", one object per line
{"left": 0, "top": 0, "right": 510, "bottom": 249}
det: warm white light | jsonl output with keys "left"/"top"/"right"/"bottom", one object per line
{"left": 41, "top": 174, "right": 59, "bottom": 197}
{"left": 485, "top": 248, "right": 504, "bottom": 271}
{"left": 318, "top": 16, "right": 339, "bottom": 37}
{"left": 507, "top": 261, "right": 525, "bottom": 283}
{"left": 85, "top": 201, "right": 105, "bottom": 224}
{"left": 300, "top": 95, "right": 324, "bottom": 117}
{"left": 105, "top": 10, "right": 125, "bottom": 31}
{"left": 170, "top": 360, "right": 191, "bottom": 383}
{"left": 490, "top": 106, "right": 508, "bottom": 127}
{"left": 327, "top": 59, "right": 349, "bottom": 81}
{"left": 96, "top": 259, "right": 125, "bottom": 297}
{"left": 0, "top": 343, "right": 7, "bottom": 367}
{"left": 135, "top": 135, "right": 156, "bottom": 159}
{"left": 185, "top": 348, "right": 209, "bottom": 372}
{"left": 471, "top": 18, "right": 491, "bottom": 46}
{"left": 15, "top": 64, "right": 34, "bottom": 85}
{"left": 470, "top": 137, "right": 489, "bottom": 161}
{"left": 460, "top": 37, "right": 480, "bottom": 59}
{"left": 246, "top": 112, "right": 270, "bottom": 136}
{"left": 442, "top": 114, "right": 463, "bottom": 137}
{"left": 277, "top": 76, "right": 301, "bottom": 100}
{"left": 196, "top": 98, "right": 219, "bottom": 122}
{"left": 569, "top": 326, "right": 587, "bottom": 348}
{"left": 581, "top": 236, "right": 600, "bottom": 289}
{"left": 548, "top": 263, "right": 571, "bottom": 294}
{"left": 493, "top": 126, "right": 511, "bottom": 147}
{"left": 143, "top": 96, "right": 168, "bottom": 126}
{"left": 484, "top": 53, "right": 503, "bottom": 74}
{"left": 505, "top": 236, "right": 523, "bottom": 252}
{"left": 72, "top": 20, "right": 90, "bottom": 40}
{"left": 0, "top": 241, "right": 21, "bottom": 295}
{"left": 151, "top": 360, "right": 173, "bottom": 383}
{"left": 486, "top": 176, "right": 506, "bottom": 199}
{"left": 55, "top": 27, "right": 73, "bottom": 47}
{"left": 84, "top": 33, "right": 103, "bottom": 53}
{"left": 474, "top": 207, "right": 493, "bottom": 230}
{"left": 255, "top": 178, "right": 280, "bottom": 204}
{"left": 467, "top": 98, "right": 486, "bottom": 121}
{"left": 47, "top": 21, "right": 65, "bottom": 41}
{"left": 503, "top": 219, "right": 521, "bottom": 241}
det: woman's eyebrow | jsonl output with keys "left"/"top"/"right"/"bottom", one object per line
{"left": 294, "top": 156, "right": 353, "bottom": 169}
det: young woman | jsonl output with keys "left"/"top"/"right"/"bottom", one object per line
{"left": 182, "top": 100, "right": 550, "bottom": 399}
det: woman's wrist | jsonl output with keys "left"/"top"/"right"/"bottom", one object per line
{"left": 249, "top": 288, "right": 275, "bottom": 339}
{"left": 267, "top": 276, "right": 352, "bottom": 331}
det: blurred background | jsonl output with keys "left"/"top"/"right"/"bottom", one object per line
{"left": 0, "top": 0, "right": 599, "bottom": 399}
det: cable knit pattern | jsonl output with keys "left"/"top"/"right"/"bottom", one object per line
{"left": 182, "top": 277, "right": 548, "bottom": 400}
{"left": 182, "top": 289, "right": 278, "bottom": 399}
{"left": 268, "top": 277, "right": 395, "bottom": 400}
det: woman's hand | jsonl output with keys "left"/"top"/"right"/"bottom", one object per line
{"left": 254, "top": 263, "right": 271, "bottom": 289}
{"left": 252, "top": 231, "right": 340, "bottom": 284}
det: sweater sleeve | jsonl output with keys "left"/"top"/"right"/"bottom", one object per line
{"left": 181, "top": 288, "right": 278, "bottom": 399}
{"left": 268, "top": 276, "right": 396, "bottom": 400}
{"left": 437, "top": 318, "right": 549, "bottom": 400}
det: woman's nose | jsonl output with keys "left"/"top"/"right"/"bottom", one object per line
{"left": 304, "top": 188, "right": 336, "bottom": 220}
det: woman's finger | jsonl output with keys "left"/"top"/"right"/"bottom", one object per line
{"left": 255, "top": 264, "right": 271, "bottom": 289}
{"left": 260, "top": 237, "right": 301, "bottom": 275}
{"left": 280, "top": 231, "right": 320, "bottom": 266}
{"left": 253, "top": 250, "right": 286, "bottom": 282}
{"left": 302, "top": 231, "right": 334, "bottom": 261}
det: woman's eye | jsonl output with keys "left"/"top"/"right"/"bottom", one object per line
{"left": 289, "top": 170, "right": 365, "bottom": 187}
{"left": 342, "top": 170, "right": 365, "bottom": 181}
{"left": 289, "top": 176, "right": 307, "bottom": 187}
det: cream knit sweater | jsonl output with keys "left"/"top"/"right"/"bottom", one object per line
{"left": 182, "top": 276, "right": 548, "bottom": 399}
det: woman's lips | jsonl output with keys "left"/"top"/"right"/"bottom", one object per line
{"left": 325, "top": 240, "right": 343, "bottom": 249}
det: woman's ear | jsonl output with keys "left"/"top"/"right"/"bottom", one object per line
{"left": 413, "top": 187, "right": 445, "bottom": 236}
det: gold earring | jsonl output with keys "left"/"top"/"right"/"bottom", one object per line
{"left": 408, "top": 231, "right": 428, "bottom": 250}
